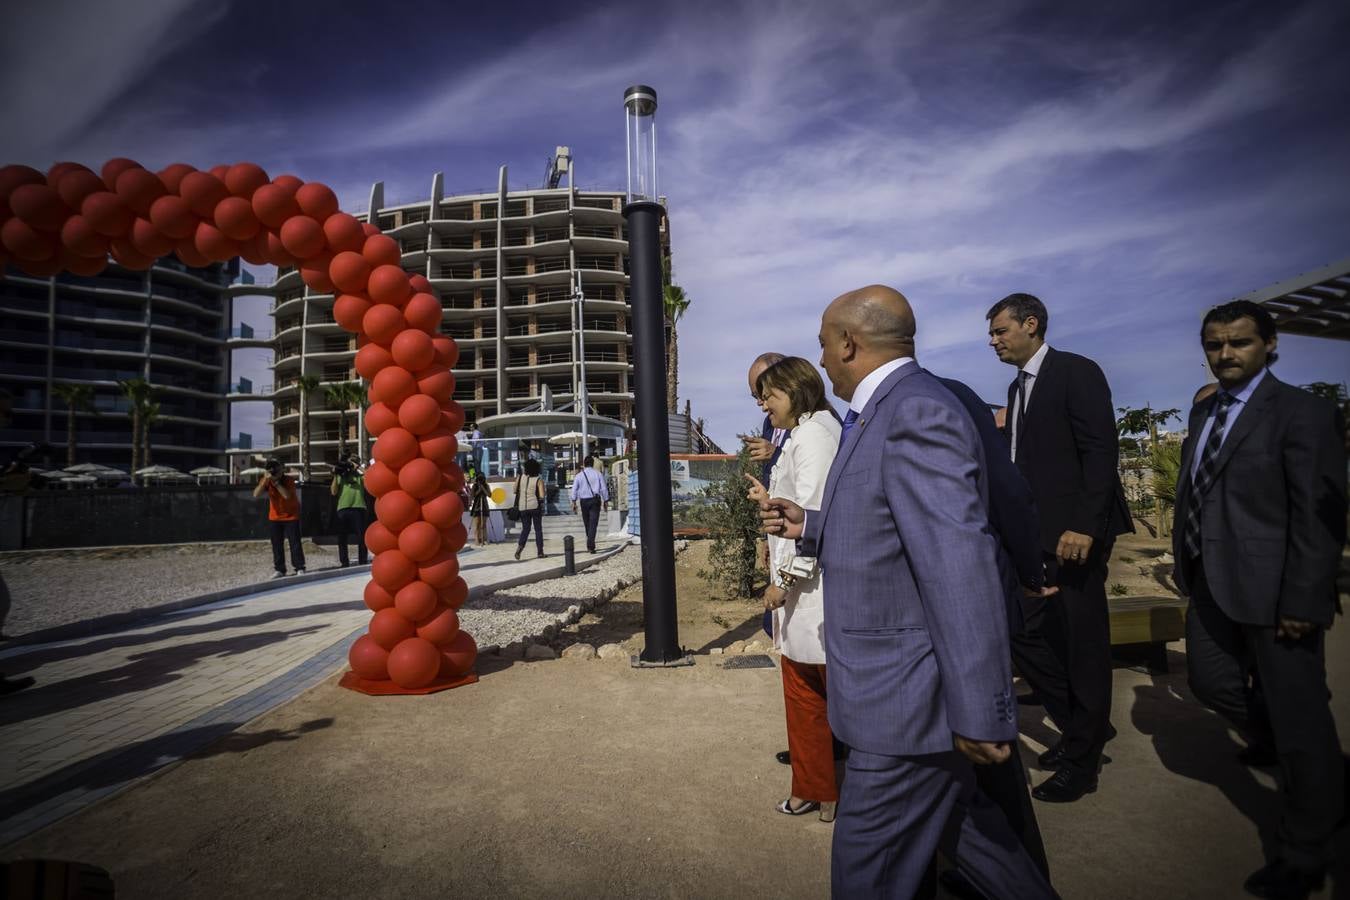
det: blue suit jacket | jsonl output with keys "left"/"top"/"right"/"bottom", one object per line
{"left": 801, "top": 363, "right": 1017, "bottom": 754}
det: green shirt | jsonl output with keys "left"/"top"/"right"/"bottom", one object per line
{"left": 336, "top": 475, "right": 368, "bottom": 510}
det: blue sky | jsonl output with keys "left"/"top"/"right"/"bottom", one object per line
{"left": 4, "top": 0, "right": 1348, "bottom": 448}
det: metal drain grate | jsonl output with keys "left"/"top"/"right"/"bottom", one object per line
{"left": 722, "top": 654, "right": 777, "bottom": 669}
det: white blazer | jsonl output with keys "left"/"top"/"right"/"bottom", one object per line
{"left": 768, "top": 409, "right": 841, "bottom": 664}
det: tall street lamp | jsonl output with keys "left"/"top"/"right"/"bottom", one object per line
{"left": 623, "top": 84, "right": 687, "bottom": 666}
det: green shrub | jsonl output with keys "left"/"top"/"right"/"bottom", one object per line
{"left": 693, "top": 443, "right": 762, "bottom": 599}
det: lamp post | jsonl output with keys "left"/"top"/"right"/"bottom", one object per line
{"left": 573, "top": 279, "right": 590, "bottom": 459}
{"left": 623, "top": 84, "right": 687, "bottom": 666}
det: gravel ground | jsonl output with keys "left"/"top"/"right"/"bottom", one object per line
{"left": 0, "top": 540, "right": 345, "bottom": 638}
{"left": 459, "top": 545, "right": 648, "bottom": 652}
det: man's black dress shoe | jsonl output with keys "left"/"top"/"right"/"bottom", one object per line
{"left": 0, "top": 675, "right": 35, "bottom": 696}
{"left": 776, "top": 750, "right": 791, "bottom": 765}
{"left": 1032, "top": 767, "right": 1097, "bottom": 803}
{"left": 1243, "top": 859, "right": 1324, "bottom": 900}
{"left": 1037, "top": 744, "right": 1065, "bottom": 769}
{"left": 1238, "top": 743, "right": 1279, "bottom": 768}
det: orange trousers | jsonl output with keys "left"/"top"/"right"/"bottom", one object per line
{"left": 781, "top": 655, "right": 838, "bottom": 802}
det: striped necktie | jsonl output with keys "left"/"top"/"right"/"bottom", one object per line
{"left": 841, "top": 408, "right": 860, "bottom": 443}
{"left": 1183, "top": 393, "right": 1236, "bottom": 559}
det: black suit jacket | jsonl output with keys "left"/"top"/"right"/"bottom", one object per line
{"left": 1006, "top": 347, "right": 1133, "bottom": 554}
{"left": 1172, "top": 373, "right": 1347, "bottom": 626}
{"left": 940, "top": 375, "right": 1043, "bottom": 635}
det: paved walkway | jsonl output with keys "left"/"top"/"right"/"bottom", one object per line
{"left": 0, "top": 534, "right": 627, "bottom": 845}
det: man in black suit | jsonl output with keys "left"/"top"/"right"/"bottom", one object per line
{"left": 987, "top": 292, "right": 1134, "bottom": 803}
{"left": 1174, "top": 301, "right": 1345, "bottom": 900}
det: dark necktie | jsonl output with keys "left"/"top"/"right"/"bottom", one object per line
{"left": 841, "top": 408, "right": 860, "bottom": 443}
{"left": 1010, "top": 370, "right": 1030, "bottom": 454}
{"left": 1183, "top": 393, "right": 1236, "bottom": 559}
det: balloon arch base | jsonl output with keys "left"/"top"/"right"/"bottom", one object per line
{"left": 339, "top": 670, "right": 479, "bottom": 696}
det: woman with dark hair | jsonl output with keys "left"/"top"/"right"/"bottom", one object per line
{"left": 746, "top": 356, "right": 842, "bottom": 822}
{"left": 513, "top": 457, "right": 546, "bottom": 560}
{"left": 470, "top": 471, "right": 491, "bottom": 546}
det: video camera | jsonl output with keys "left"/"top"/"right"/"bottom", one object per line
{"left": 333, "top": 458, "right": 357, "bottom": 478}
{"left": 263, "top": 458, "right": 284, "bottom": 478}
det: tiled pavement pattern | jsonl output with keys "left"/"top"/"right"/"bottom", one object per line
{"left": 0, "top": 535, "right": 627, "bottom": 845}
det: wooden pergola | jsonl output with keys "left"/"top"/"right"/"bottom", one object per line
{"left": 1243, "top": 256, "right": 1350, "bottom": 341}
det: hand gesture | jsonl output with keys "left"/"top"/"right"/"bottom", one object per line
{"left": 743, "top": 435, "right": 775, "bottom": 462}
{"left": 763, "top": 584, "right": 787, "bottom": 611}
{"left": 1055, "top": 530, "right": 1094, "bottom": 566}
{"left": 1276, "top": 616, "right": 1317, "bottom": 641}
{"left": 743, "top": 473, "right": 769, "bottom": 504}
{"left": 760, "top": 497, "right": 805, "bottom": 540}
{"left": 954, "top": 734, "right": 1011, "bottom": 766}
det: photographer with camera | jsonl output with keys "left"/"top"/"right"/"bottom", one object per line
{"left": 330, "top": 453, "right": 368, "bottom": 567}
{"left": 252, "top": 458, "right": 305, "bottom": 578}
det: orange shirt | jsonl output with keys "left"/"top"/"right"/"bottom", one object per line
{"left": 267, "top": 476, "right": 300, "bottom": 521}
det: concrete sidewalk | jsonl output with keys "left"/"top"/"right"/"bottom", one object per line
{"left": 0, "top": 534, "right": 626, "bottom": 845}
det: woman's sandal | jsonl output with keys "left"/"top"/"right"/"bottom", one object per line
{"left": 775, "top": 798, "right": 820, "bottom": 816}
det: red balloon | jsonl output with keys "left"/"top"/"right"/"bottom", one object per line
{"left": 60, "top": 215, "right": 107, "bottom": 257}
{"left": 157, "top": 163, "right": 197, "bottom": 193}
{"left": 371, "top": 549, "right": 418, "bottom": 592}
{"left": 225, "top": 162, "right": 269, "bottom": 198}
{"left": 80, "top": 191, "right": 134, "bottom": 237}
{"left": 398, "top": 520, "right": 443, "bottom": 562}
{"left": 148, "top": 195, "right": 196, "bottom": 239}
{"left": 389, "top": 328, "right": 433, "bottom": 370}
{"left": 0, "top": 164, "right": 45, "bottom": 216}
{"left": 441, "top": 401, "right": 467, "bottom": 433}
{"left": 329, "top": 250, "right": 371, "bottom": 294}
{"left": 2, "top": 217, "right": 56, "bottom": 260}
{"left": 368, "top": 264, "right": 412, "bottom": 306}
{"left": 441, "top": 462, "right": 465, "bottom": 493}
{"left": 279, "top": 215, "right": 325, "bottom": 259}
{"left": 238, "top": 231, "right": 268, "bottom": 266}
{"left": 443, "top": 522, "right": 469, "bottom": 553}
{"left": 431, "top": 336, "right": 458, "bottom": 368}
{"left": 45, "top": 161, "right": 86, "bottom": 186}
{"left": 369, "top": 607, "right": 415, "bottom": 650}
{"left": 354, "top": 342, "right": 395, "bottom": 380}
{"left": 131, "top": 217, "right": 173, "bottom": 257}
{"left": 10, "top": 183, "right": 70, "bottom": 230}
{"left": 421, "top": 489, "right": 464, "bottom": 530}
{"left": 362, "top": 305, "right": 406, "bottom": 346}
{"left": 209, "top": 164, "right": 231, "bottom": 180}
{"left": 363, "top": 460, "right": 400, "bottom": 498}
{"left": 388, "top": 636, "right": 441, "bottom": 689}
{"left": 251, "top": 183, "right": 300, "bottom": 228}
{"left": 403, "top": 292, "right": 442, "bottom": 333}
{"left": 363, "top": 581, "right": 396, "bottom": 612}
{"left": 395, "top": 579, "right": 439, "bottom": 620}
{"left": 213, "top": 196, "right": 261, "bottom": 241}
{"left": 323, "top": 212, "right": 365, "bottom": 254}
{"left": 439, "top": 629, "right": 478, "bottom": 678}
{"left": 397, "top": 457, "right": 443, "bottom": 500}
{"left": 110, "top": 237, "right": 154, "bottom": 269}
{"left": 348, "top": 634, "right": 391, "bottom": 680}
{"left": 64, "top": 253, "right": 108, "bottom": 277}
{"left": 174, "top": 237, "right": 211, "bottom": 268}
{"left": 295, "top": 182, "right": 339, "bottom": 221}
{"left": 272, "top": 174, "right": 304, "bottom": 193}
{"left": 439, "top": 576, "right": 469, "bottom": 611}
{"left": 263, "top": 231, "right": 296, "bottom": 267}
{"left": 194, "top": 221, "right": 240, "bottom": 262}
{"left": 416, "top": 548, "right": 459, "bottom": 588}
{"left": 409, "top": 273, "right": 432, "bottom": 293}
{"left": 114, "top": 168, "right": 166, "bottom": 216}
{"left": 418, "top": 428, "right": 458, "bottom": 465}
{"left": 55, "top": 169, "right": 106, "bottom": 211}
{"left": 300, "top": 261, "right": 335, "bottom": 293}
{"left": 417, "top": 604, "right": 460, "bottom": 645}
{"left": 375, "top": 490, "right": 422, "bottom": 532}
{"left": 415, "top": 368, "right": 455, "bottom": 403}
{"left": 373, "top": 427, "right": 420, "bottom": 468}
{"left": 365, "top": 519, "right": 399, "bottom": 554}
{"left": 332, "top": 293, "right": 372, "bottom": 332}
{"left": 362, "top": 233, "right": 400, "bottom": 268}
{"left": 100, "top": 158, "right": 142, "bottom": 190}
{"left": 370, "top": 365, "right": 418, "bottom": 407}
{"left": 16, "top": 255, "right": 64, "bottom": 277}
{"left": 397, "top": 393, "right": 442, "bottom": 435}
{"left": 364, "top": 401, "right": 400, "bottom": 438}
{"left": 179, "top": 171, "right": 230, "bottom": 218}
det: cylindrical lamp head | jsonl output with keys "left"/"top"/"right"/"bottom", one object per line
{"left": 624, "top": 84, "right": 658, "bottom": 205}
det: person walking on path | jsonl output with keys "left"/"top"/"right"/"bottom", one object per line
{"left": 987, "top": 292, "right": 1133, "bottom": 803}
{"left": 331, "top": 455, "right": 367, "bottom": 568}
{"left": 513, "top": 458, "right": 546, "bottom": 560}
{"left": 470, "top": 471, "right": 492, "bottom": 546}
{"left": 1173, "top": 301, "right": 1346, "bottom": 900}
{"left": 745, "top": 356, "right": 842, "bottom": 823}
{"left": 762, "top": 285, "right": 1053, "bottom": 900}
{"left": 253, "top": 458, "right": 305, "bottom": 578}
{"left": 569, "top": 456, "right": 609, "bottom": 553}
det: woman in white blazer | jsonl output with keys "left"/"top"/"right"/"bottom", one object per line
{"left": 747, "top": 356, "right": 841, "bottom": 822}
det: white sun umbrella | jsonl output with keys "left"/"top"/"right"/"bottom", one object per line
{"left": 548, "top": 431, "right": 586, "bottom": 445}
{"left": 239, "top": 466, "right": 268, "bottom": 478}
{"left": 64, "top": 463, "right": 118, "bottom": 475}
{"left": 59, "top": 474, "right": 98, "bottom": 487}
{"left": 135, "top": 464, "right": 185, "bottom": 477}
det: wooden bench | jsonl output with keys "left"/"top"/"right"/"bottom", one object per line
{"left": 1109, "top": 594, "right": 1187, "bottom": 673}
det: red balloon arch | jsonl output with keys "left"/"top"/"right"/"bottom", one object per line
{"left": 0, "top": 158, "right": 476, "bottom": 694}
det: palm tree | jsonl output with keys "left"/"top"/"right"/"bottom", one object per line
{"left": 296, "top": 374, "right": 322, "bottom": 479}
{"left": 51, "top": 383, "right": 97, "bottom": 468}
{"left": 324, "top": 381, "right": 367, "bottom": 460}
{"left": 662, "top": 255, "right": 691, "bottom": 413}
{"left": 139, "top": 400, "right": 161, "bottom": 468}
{"left": 117, "top": 378, "right": 152, "bottom": 481}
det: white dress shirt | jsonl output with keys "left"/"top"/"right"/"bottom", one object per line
{"left": 569, "top": 467, "right": 609, "bottom": 502}
{"left": 848, "top": 357, "right": 915, "bottom": 416}
{"left": 1009, "top": 342, "right": 1050, "bottom": 461}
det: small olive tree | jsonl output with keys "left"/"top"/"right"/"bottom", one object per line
{"left": 694, "top": 444, "right": 762, "bottom": 599}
